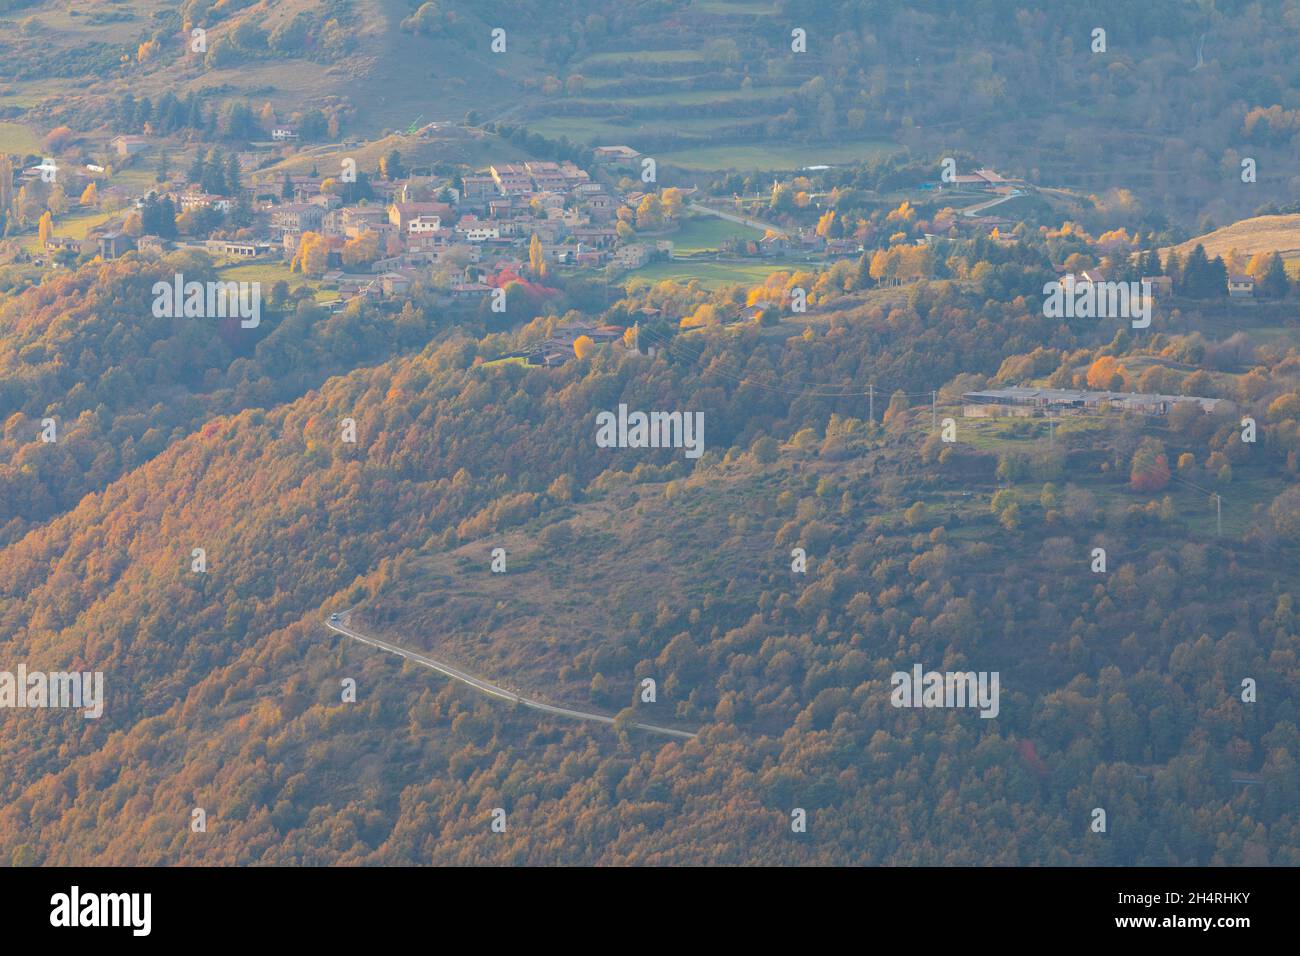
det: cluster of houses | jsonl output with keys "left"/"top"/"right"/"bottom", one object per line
{"left": 1054, "top": 267, "right": 1255, "bottom": 300}
{"left": 921, "top": 167, "right": 1023, "bottom": 239}
{"left": 258, "top": 152, "right": 677, "bottom": 308}
{"left": 495, "top": 320, "right": 628, "bottom": 368}
{"left": 30, "top": 131, "right": 679, "bottom": 303}
{"left": 962, "top": 387, "right": 1232, "bottom": 417}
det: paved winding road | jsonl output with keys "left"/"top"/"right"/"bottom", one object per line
{"left": 325, "top": 613, "right": 697, "bottom": 740}
{"left": 960, "top": 188, "right": 1024, "bottom": 217}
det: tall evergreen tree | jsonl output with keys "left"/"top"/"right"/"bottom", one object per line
{"left": 230, "top": 193, "right": 253, "bottom": 229}
{"left": 188, "top": 152, "right": 206, "bottom": 189}
{"left": 225, "top": 153, "right": 242, "bottom": 195}
{"left": 1163, "top": 248, "right": 1182, "bottom": 286}
{"left": 200, "top": 149, "right": 227, "bottom": 195}
{"left": 1180, "top": 244, "right": 1211, "bottom": 297}
{"left": 158, "top": 197, "right": 177, "bottom": 238}
{"left": 1261, "top": 252, "right": 1291, "bottom": 298}
{"left": 1208, "top": 254, "right": 1228, "bottom": 297}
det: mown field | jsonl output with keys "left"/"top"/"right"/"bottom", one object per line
{"left": 0, "top": 121, "right": 39, "bottom": 154}
{"left": 217, "top": 259, "right": 328, "bottom": 301}
{"left": 659, "top": 138, "right": 899, "bottom": 172}
{"left": 22, "top": 207, "right": 116, "bottom": 252}
{"left": 627, "top": 257, "right": 811, "bottom": 289}
{"left": 1169, "top": 214, "right": 1300, "bottom": 261}
{"left": 668, "top": 214, "right": 763, "bottom": 254}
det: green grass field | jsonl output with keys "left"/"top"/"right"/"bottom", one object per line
{"left": 23, "top": 207, "right": 117, "bottom": 252}
{"left": 568, "top": 85, "right": 799, "bottom": 109}
{"left": 481, "top": 355, "right": 530, "bottom": 368}
{"left": 695, "top": 0, "right": 780, "bottom": 12}
{"left": 216, "top": 260, "right": 329, "bottom": 301}
{"left": 526, "top": 85, "right": 802, "bottom": 150}
{"left": 0, "top": 122, "right": 40, "bottom": 154}
{"left": 669, "top": 215, "right": 763, "bottom": 254}
{"left": 628, "top": 257, "right": 811, "bottom": 289}
{"left": 258, "top": 128, "right": 529, "bottom": 182}
{"left": 525, "top": 114, "right": 758, "bottom": 145}
{"left": 0, "top": 82, "right": 45, "bottom": 110}
{"left": 659, "top": 139, "right": 899, "bottom": 172}
{"left": 579, "top": 50, "right": 708, "bottom": 67}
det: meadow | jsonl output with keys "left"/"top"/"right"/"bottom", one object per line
{"left": 0, "top": 122, "right": 39, "bottom": 154}
{"left": 668, "top": 214, "right": 763, "bottom": 254}
{"left": 627, "top": 257, "right": 811, "bottom": 289}
{"left": 659, "top": 138, "right": 898, "bottom": 172}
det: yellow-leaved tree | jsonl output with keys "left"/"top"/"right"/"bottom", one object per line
{"left": 292, "top": 231, "right": 329, "bottom": 276}
{"left": 529, "top": 233, "right": 547, "bottom": 277}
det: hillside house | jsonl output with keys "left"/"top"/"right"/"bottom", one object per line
{"left": 582, "top": 194, "right": 616, "bottom": 221}
{"left": 1143, "top": 275, "right": 1173, "bottom": 298}
{"left": 949, "top": 168, "right": 1009, "bottom": 189}
{"left": 112, "top": 135, "right": 149, "bottom": 158}
{"left": 450, "top": 280, "right": 492, "bottom": 301}
{"left": 388, "top": 201, "right": 449, "bottom": 233}
{"left": 1228, "top": 273, "right": 1255, "bottom": 298}
{"left": 96, "top": 231, "right": 134, "bottom": 259}
{"left": 613, "top": 243, "right": 653, "bottom": 269}
{"left": 341, "top": 206, "right": 389, "bottom": 238}
{"left": 593, "top": 145, "right": 642, "bottom": 165}
{"left": 378, "top": 272, "right": 414, "bottom": 297}
{"left": 489, "top": 164, "right": 534, "bottom": 196}
{"left": 455, "top": 217, "right": 500, "bottom": 241}
{"left": 407, "top": 215, "right": 442, "bottom": 236}
{"left": 271, "top": 203, "right": 325, "bottom": 236}
{"left": 177, "top": 193, "right": 233, "bottom": 213}
{"left": 461, "top": 176, "right": 500, "bottom": 205}
{"left": 571, "top": 226, "right": 616, "bottom": 248}
{"left": 218, "top": 240, "right": 261, "bottom": 258}
{"left": 525, "top": 161, "right": 569, "bottom": 192}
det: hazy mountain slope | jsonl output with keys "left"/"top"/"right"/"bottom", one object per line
{"left": 0, "top": 252, "right": 445, "bottom": 545}
{"left": 1, "top": 290, "right": 1296, "bottom": 865}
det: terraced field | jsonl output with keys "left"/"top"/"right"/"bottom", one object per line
{"left": 658, "top": 139, "right": 899, "bottom": 172}
{"left": 514, "top": 0, "right": 901, "bottom": 174}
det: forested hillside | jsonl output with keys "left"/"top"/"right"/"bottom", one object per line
{"left": 0, "top": 252, "right": 445, "bottom": 544}
{"left": 1, "top": 277, "right": 1296, "bottom": 865}
{"left": 0, "top": 0, "right": 1297, "bottom": 873}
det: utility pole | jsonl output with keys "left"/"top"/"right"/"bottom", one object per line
{"left": 869, "top": 383, "right": 874, "bottom": 423}
{"left": 1048, "top": 412, "right": 1054, "bottom": 447}
{"left": 932, "top": 390, "right": 937, "bottom": 431}
{"left": 1215, "top": 493, "right": 1222, "bottom": 537}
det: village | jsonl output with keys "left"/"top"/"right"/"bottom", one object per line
{"left": 10, "top": 126, "right": 1278, "bottom": 388}
{"left": 15, "top": 128, "right": 880, "bottom": 320}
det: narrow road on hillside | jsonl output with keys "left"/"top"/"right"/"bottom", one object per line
{"left": 325, "top": 613, "right": 697, "bottom": 740}
{"left": 687, "top": 200, "right": 784, "bottom": 234}
{"left": 960, "top": 188, "right": 1023, "bottom": 217}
